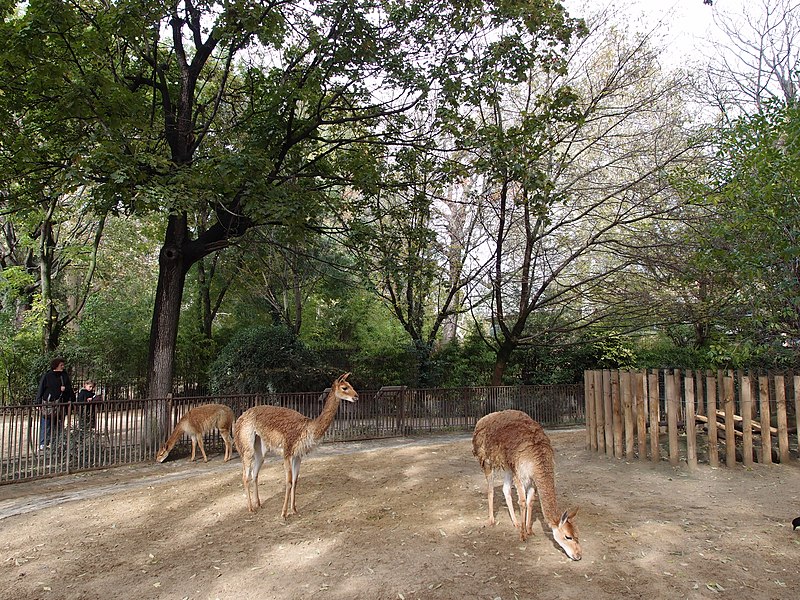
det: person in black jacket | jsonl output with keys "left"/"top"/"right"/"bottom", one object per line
{"left": 76, "top": 379, "right": 101, "bottom": 429}
{"left": 35, "top": 358, "right": 75, "bottom": 449}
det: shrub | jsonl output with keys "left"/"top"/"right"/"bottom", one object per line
{"left": 209, "top": 325, "right": 328, "bottom": 393}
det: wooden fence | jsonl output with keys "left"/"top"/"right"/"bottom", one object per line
{"left": 0, "top": 384, "right": 583, "bottom": 484}
{"left": 584, "top": 369, "right": 800, "bottom": 469}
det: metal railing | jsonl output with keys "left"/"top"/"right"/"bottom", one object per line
{"left": 0, "top": 384, "right": 584, "bottom": 484}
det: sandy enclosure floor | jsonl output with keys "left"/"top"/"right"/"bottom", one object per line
{"left": 1, "top": 430, "right": 799, "bottom": 600}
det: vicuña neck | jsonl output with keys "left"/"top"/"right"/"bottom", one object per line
{"left": 312, "top": 388, "right": 342, "bottom": 439}
{"left": 536, "top": 475, "right": 561, "bottom": 527}
{"left": 164, "top": 426, "right": 183, "bottom": 451}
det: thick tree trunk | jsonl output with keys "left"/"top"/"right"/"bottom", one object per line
{"left": 146, "top": 211, "right": 250, "bottom": 399}
{"left": 147, "top": 215, "right": 190, "bottom": 399}
{"left": 197, "top": 258, "right": 213, "bottom": 339}
{"left": 490, "top": 342, "right": 514, "bottom": 386}
{"left": 414, "top": 340, "right": 435, "bottom": 387}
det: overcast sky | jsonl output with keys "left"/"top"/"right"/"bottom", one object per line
{"left": 562, "top": 0, "right": 758, "bottom": 69}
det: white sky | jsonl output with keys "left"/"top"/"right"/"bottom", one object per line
{"left": 563, "top": 0, "right": 753, "bottom": 68}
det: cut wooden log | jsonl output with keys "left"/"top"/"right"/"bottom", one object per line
{"left": 696, "top": 414, "right": 744, "bottom": 438}
{"left": 697, "top": 410, "right": 780, "bottom": 434}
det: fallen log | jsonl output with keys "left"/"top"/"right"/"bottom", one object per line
{"left": 700, "top": 409, "right": 780, "bottom": 434}
{"left": 696, "top": 414, "right": 743, "bottom": 438}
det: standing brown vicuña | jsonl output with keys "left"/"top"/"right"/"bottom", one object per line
{"left": 234, "top": 373, "right": 359, "bottom": 517}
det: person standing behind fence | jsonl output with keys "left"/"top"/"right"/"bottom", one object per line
{"left": 35, "top": 358, "right": 75, "bottom": 449}
{"left": 76, "top": 380, "right": 101, "bottom": 430}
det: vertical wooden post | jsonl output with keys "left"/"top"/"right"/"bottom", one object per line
{"left": 636, "top": 371, "right": 647, "bottom": 461}
{"left": 695, "top": 371, "right": 705, "bottom": 418}
{"left": 706, "top": 372, "right": 719, "bottom": 468}
{"left": 399, "top": 389, "right": 407, "bottom": 435}
{"left": 740, "top": 374, "right": 754, "bottom": 467}
{"left": 775, "top": 375, "right": 789, "bottom": 464}
{"left": 622, "top": 371, "right": 635, "bottom": 459}
{"left": 666, "top": 369, "right": 680, "bottom": 466}
{"left": 611, "top": 370, "right": 623, "bottom": 458}
{"left": 594, "top": 370, "right": 605, "bottom": 454}
{"left": 603, "top": 370, "right": 613, "bottom": 458}
{"left": 723, "top": 375, "right": 736, "bottom": 467}
{"left": 649, "top": 369, "right": 660, "bottom": 463}
{"left": 685, "top": 373, "right": 697, "bottom": 471}
{"left": 759, "top": 376, "right": 772, "bottom": 465}
{"left": 585, "top": 371, "right": 596, "bottom": 451}
{"left": 795, "top": 375, "right": 800, "bottom": 458}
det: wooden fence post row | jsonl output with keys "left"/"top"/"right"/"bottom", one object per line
{"left": 583, "top": 369, "right": 799, "bottom": 469}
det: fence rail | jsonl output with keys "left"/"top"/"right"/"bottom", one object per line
{"left": 0, "top": 384, "right": 583, "bottom": 484}
{"left": 584, "top": 369, "right": 800, "bottom": 468}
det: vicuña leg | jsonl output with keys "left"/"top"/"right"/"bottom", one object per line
{"left": 222, "top": 431, "right": 233, "bottom": 462}
{"left": 281, "top": 455, "right": 302, "bottom": 518}
{"left": 251, "top": 443, "right": 264, "bottom": 510}
{"left": 522, "top": 487, "right": 537, "bottom": 540}
{"left": 190, "top": 435, "right": 209, "bottom": 462}
{"left": 289, "top": 455, "right": 301, "bottom": 515}
{"left": 282, "top": 457, "right": 292, "bottom": 517}
{"left": 513, "top": 476, "right": 538, "bottom": 540}
{"left": 242, "top": 441, "right": 265, "bottom": 512}
{"left": 501, "top": 471, "right": 520, "bottom": 530}
{"left": 483, "top": 468, "right": 496, "bottom": 526}
{"left": 514, "top": 475, "right": 526, "bottom": 526}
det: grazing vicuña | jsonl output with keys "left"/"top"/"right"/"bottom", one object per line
{"left": 472, "top": 409, "right": 582, "bottom": 560}
{"left": 155, "top": 403, "right": 235, "bottom": 463}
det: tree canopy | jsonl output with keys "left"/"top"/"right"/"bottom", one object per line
{"left": 2, "top": 0, "right": 800, "bottom": 403}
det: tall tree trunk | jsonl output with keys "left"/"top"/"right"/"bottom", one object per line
{"left": 197, "top": 257, "right": 213, "bottom": 339}
{"left": 39, "top": 200, "right": 58, "bottom": 352}
{"left": 147, "top": 215, "right": 190, "bottom": 399}
{"left": 490, "top": 341, "right": 514, "bottom": 386}
{"left": 291, "top": 264, "right": 303, "bottom": 336}
{"left": 414, "top": 339, "right": 435, "bottom": 387}
{"left": 146, "top": 210, "right": 251, "bottom": 399}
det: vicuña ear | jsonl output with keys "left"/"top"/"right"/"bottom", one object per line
{"left": 338, "top": 372, "right": 351, "bottom": 382}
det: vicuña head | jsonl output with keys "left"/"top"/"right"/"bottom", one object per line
{"left": 332, "top": 372, "right": 358, "bottom": 404}
{"left": 552, "top": 507, "right": 581, "bottom": 561}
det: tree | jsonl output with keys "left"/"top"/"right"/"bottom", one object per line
{"left": 68, "top": 215, "right": 162, "bottom": 386}
{"left": 350, "top": 141, "right": 490, "bottom": 385}
{"left": 0, "top": 2, "right": 120, "bottom": 353}
{"left": 0, "top": 196, "right": 107, "bottom": 352}
{"left": 233, "top": 228, "right": 338, "bottom": 336}
{"left": 0, "top": 265, "right": 44, "bottom": 404}
{"left": 704, "top": 100, "right": 800, "bottom": 345}
{"left": 3, "top": 0, "right": 584, "bottom": 398}
{"left": 671, "top": 0, "right": 800, "bottom": 364}
{"left": 702, "top": 0, "right": 800, "bottom": 117}
{"left": 466, "top": 9, "right": 700, "bottom": 384}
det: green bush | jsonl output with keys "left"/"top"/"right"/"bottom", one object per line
{"left": 73, "top": 292, "right": 151, "bottom": 383}
{"left": 518, "top": 330, "right": 637, "bottom": 385}
{"left": 430, "top": 332, "right": 496, "bottom": 387}
{"left": 209, "top": 325, "right": 329, "bottom": 393}
{"left": 350, "top": 344, "right": 417, "bottom": 388}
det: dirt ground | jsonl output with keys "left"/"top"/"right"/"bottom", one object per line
{"left": 1, "top": 429, "right": 799, "bottom": 600}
